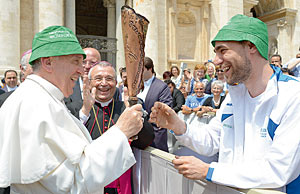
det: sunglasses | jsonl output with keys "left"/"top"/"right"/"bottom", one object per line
{"left": 216, "top": 70, "right": 224, "bottom": 73}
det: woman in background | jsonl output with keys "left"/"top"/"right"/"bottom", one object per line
{"left": 205, "top": 65, "right": 228, "bottom": 95}
{"left": 205, "top": 61, "right": 216, "bottom": 81}
{"left": 170, "top": 65, "right": 182, "bottom": 88}
{"left": 197, "top": 80, "right": 225, "bottom": 117}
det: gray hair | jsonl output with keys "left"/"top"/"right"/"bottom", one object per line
{"left": 211, "top": 80, "right": 224, "bottom": 90}
{"left": 88, "top": 61, "right": 117, "bottom": 79}
{"left": 31, "top": 58, "right": 42, "bottom": 72}
{"left": 20, "top": 53, "right": 31, "bottom": 70}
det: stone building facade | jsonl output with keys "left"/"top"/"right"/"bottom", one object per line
{"left": 0, "top": 0, "right": 299, "bottom": 78}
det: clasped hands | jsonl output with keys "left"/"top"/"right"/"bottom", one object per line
{"left": 181, "top": 105, "right": 213, "bottom": 117}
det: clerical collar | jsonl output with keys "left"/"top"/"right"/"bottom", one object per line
{"left": 95, "top": 99, "right": 112, "bottom": 107}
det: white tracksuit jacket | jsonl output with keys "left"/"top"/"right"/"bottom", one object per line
{"left": 176, "top": 66, "right": 300, "bottom": 194}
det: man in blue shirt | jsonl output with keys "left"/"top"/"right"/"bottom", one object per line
{"left": 182, "top": 82, "right": 208, "bottom": 115}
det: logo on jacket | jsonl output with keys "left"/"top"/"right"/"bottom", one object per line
{"left": 260, "top": 128, "right": 267, "bottom": 138}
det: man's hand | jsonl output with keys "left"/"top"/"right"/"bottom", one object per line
{"left": 202, "top": 106, "right": 213, "bottom": 112}
{"left": 172, "top": 156, "right": 210, "bottom": 180}
{"left": 287, "top": 58, "right": 300, "bottom": 70}
{"left": 149, "top": 102, "right": 186, "bottom": 135}
{"left": 193, "top": 106, "right": 201, "bottom": 112}
{"left": 123, "top": 86, "right": 129, "bottom": 108}
{"left": 181, "top": 105, "right": 192, "bottom": 115}
{"left": 115, "top": 104, "right": 143, "bottom": 139}
{"left": 81, "top": 75, "right": 96, "bottom": 116}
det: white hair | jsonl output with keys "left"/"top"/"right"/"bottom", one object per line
{"left": 20, "top": 53, "right": 31, "bottom": 70}
{"left": 211, "top": 80, "right": 224, "bottom": 90}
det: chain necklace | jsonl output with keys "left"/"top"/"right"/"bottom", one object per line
{"left": 213, "top": 96, "right": 221, "bottom": 107}
{"left": 91, "top": 99, "right": 115, "bottom": 136}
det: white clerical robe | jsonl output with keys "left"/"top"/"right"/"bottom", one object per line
{"left": 0, "top": 74, "right": 136, "bottom": 194}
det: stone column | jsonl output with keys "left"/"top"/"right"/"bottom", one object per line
{"left": 104, "top": 0, "right": 116, "bottom": 38}
{"left": 133, "top": 0, "right": 168, "bottom": 78}
{"left": 20, "top": 0, "right": 34, "bottom": 56}
{"left": 277, "top": 19, "right": 292, "bottom": 60}
{"left": 201, "top": 1, "right": 210, "bottom": 61}
{"left": 104, "top": 0, "right": 116, "bottom": 65}
{"left": 33, "top": 0, "right": 64, "bottom": 33}
{"left": 65, "top": 0, "right": 76, "bottom": 33}
{"left": 209, "top": 0, "right": 243, "bottom": 59}
{"left": 0, "top": 0, "right": 20, "bottom": 77}
{"left": 169, "top": 11, "right": 178, "bottom": 61}
{"left": 169, "top": 0, "right": 177, "bottom": 64}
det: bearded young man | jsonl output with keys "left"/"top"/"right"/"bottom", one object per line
{"left": 149, "top": 14, "right": 300, "bottom": 194}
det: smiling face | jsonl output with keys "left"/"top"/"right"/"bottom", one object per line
{"left": 207, "top": 66, "right": 215, "bottom": 77}
{"left": 215, "top": 66, "right": 225, "bottom": 80}
{"left": 171, "top": 67, "right": 179, "bottom": 77}
{"left": 90, "top": 65, "right": 117, "bottom": 102}
{"left": 213, "top": 41, "right": 252, "bottom": 85}
{"left": 50, "top": 54, "right": 84, "bottom": 97}
{"left": 211, "top": 84, "right": 223, "bottom": 96}
{"left": 193, "top": 82, "right": 205, "bottom": 98}
{"left": 195, "top": 69, "right": 205, "bottom": 79}
{"left": 5, "top": 71, "right": 18, "bottom": 88}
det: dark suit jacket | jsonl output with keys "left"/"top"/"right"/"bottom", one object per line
{"left": 0, "top": 91, "right": 12, "bottom": 193}
{"left": 1, "top": 86, "right": 8, "bottom": 93}
{"left": 144, "top": 77, "right": 173, "bottom": 152}
{"left": 172, "top": 88, "right": 185, "bottom": 113}
{"left": 0, "top": 91, "right": 13, "bottom": 107}
{"left": 0, "top": 89, "right": 4, "bottom": 95}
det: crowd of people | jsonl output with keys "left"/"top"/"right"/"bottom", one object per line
{"left": 0, "top": 13, "right": 299, "bottom": 194}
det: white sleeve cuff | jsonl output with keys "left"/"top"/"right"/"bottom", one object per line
{"left": 79, "top": 109, "right": 90, "bottom": 124}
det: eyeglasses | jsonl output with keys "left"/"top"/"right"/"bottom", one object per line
{"left": 216, "top": 70, "right": 224, "bottom": 73}
{"left": 83, "top": 60, "right": 98, "bottom": 67}
{"left": 90, "top": 76, "right": 115, "bottom": 83}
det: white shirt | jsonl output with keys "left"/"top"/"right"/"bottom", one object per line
{"left": 138, "top": 75, "right": 154, "bottom": 102}
{"left": 176, "top": 66, "right": 300, "bottom": 193}
{"left": 0, "top": 74, "right": 136, "bottom": 194}
{"left": 6, "top": 85, "right": 18, "bottom": 92}
{"left": 79, "top": 77, "right": 84, "bottom": 98}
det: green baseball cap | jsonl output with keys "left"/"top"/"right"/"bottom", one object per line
{"left": 29, "top": 26, "right": 86, "bottom": 65}
{"left": 211, "top": 14, "right": 268, "bottom": 60}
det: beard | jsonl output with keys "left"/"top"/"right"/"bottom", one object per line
{"left": 226, "top": 54, "right": 252, "bottom": 86}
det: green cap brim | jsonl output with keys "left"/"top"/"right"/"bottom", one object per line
{"left": 29, "top": 41, "right": 86, "bottom": 65}
{"left": 211, "top": 29, "right": 268, "bottom": 60}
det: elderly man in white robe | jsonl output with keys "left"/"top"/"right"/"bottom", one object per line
{"left": 0, "top": 26, "right": 143, "bottom": 194}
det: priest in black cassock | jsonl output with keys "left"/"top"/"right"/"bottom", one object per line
{"left": 79, "top": 61, "right": 153, "bottom": 194}
{"left": 78, "top": 61, "right": 130, "bottom": 194}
